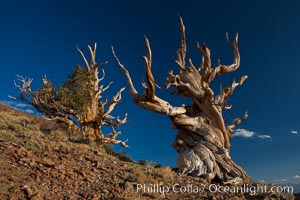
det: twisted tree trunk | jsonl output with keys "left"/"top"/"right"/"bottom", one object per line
{"left": 113, "top": 17, "right": 250, "bottom": 184}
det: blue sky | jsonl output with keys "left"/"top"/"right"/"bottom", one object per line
{"left": 1, "top": 0, "right": 300, "bottom": 186}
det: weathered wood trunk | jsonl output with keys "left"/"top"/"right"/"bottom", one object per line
{"left": 171, "top": 103, "right": 248, "bottom": 183}
{"left": 81, "top": 123, "right": 97, "bottom": 142}
{"left": 113, "top": 17, "right": 250, "bottom": 184}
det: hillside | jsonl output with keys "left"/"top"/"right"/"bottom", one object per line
{"left": 0, "top": 103, "right": 296, "bottom": 200}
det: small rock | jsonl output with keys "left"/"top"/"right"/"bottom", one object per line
{"left": 39, "top": 157, "right": 55, "bottom": 167}
{"left": 21, "top": 185, "right": 33, "bottom": 196}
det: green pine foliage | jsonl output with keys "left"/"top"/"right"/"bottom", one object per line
{"left": 35, "top": 80, "right": 57, "bottom": 110}
{"left": 28, "top": 65, "right": 95, "bottom": 117}
{"left": 59, "top": 65, "right": 95, "bottom": 113}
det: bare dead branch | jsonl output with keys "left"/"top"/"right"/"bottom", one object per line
{"left": 42, "top": 75, "right": 48, "bottom": 85}
{"left": 227, "top": 111, "right": 248, "bottom": 131}
{"left": 43, "top": 115, "right": 77, "bottom": 128}
{"left": 213, "top": 33, "right": 240, "bottom": 77}
{"left": 224, "top": 32, "right": 240, "bottom": 72}
{"left": 112, "top": 46, "right": 138, "bottom": 98}
{"left": 102, "top": 126, "right": 128, "bottom": 147}
{"left": 13, "top": 75, "right": 35, "bottom": 98}
{"left": 77, "top": 46, "right": 90, "bottom": 71}
{"left": 102, "top": 136, "right": 128, "bottom": 147}
{"left": 175, "top": 16, "right": 187, "bottom": 70}
{"left": 110, "top": 126, "right": 121, "bottom": 140}
{"left": 113, "top": 40, "right": 176, "bottom": 115}
{"left": 88, "top": 43, "right": 97, "bottom": 67}
{"left": 224, "top": 75, "right": 248, "bottom": 99}
{"left": 102, "top": 81, "right": 113, "bottom": 93}
{"left": 98, "top": 68, "right": 105, "bottom": 82}
{"left": 102, "top": 87, "right": 125, "bottom": 118}
{"left": 198, "top": 32, "right": 240, "bottom": 85}
{"left": 197, "top": 42, "right": 211, "bottom": 72}
{"left": 97, "top": 81, "right": 114, "bottom": 100}
{"left": 104, "top": 113, "right": 128, "bottom": 127}
{"left": 61, "top": 107, "right": 83, "bottom": 123}
{"left": 142, "top": 36, "right": 156, "bottom": 101}
{"left": 214, "top": 75, "right": 247, "bottom": 112}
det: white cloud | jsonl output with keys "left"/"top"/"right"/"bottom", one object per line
{"left": 1, "top": 100, "right": 35, "bottom": 114}
{"left": 274, "top": 178, "right": 288, "bottom": 183}
{"left": 1, "top": 100, "right": 16, "bottom": 107}
{"left": 24, "top": 109, "right": 35, "bottom": 114}
{"left": 233, "top": 129, "right": 255, "bottom": 138}
{"left": 257, "top": 134, "right": 272, "bottom": 139}
{"left": 15, "top": 103, "right": 31, "bottom": 108}
{"left": 233, "top": 128, "right": 272, "bottom": 140}
{"left": 280, "top": 179, "right": 288, "bottom": 182}
{"left": 294, "top": 175, "right": 300, "bottom": 179}
{"left": 291, "top": 130, "right": 299, "bottom": 135}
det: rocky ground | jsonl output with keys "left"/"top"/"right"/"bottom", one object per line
{"left": 0, "top": 103, "right": 297, "bottom": 200}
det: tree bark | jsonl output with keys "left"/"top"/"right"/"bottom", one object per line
{"left": 171, "top": 104, "right": 249, "bottom": 183}
{"left": 81, "top": 123, "right": 97, "bottom": 142}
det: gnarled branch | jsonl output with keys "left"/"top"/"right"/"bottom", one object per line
{"left": 143, "top": 36, "right": 156, "bottom": 102}
{"left": 77, "top": 45, "right": 91, "bottom": 71}
{"left": 209, "top": 32, "right": 240, "bottom": 82}
{"left": 227, "top": 111, "right": 248, "bottom": 131}
{"left": 175, "top": 17, "right": 187, "bottom": 70}
{"left": 112, "top": 45, "right": 176, "bottom": 115}
{"left": 197, "top": 42, "right": 211, "bottom": 72}
{"left": 102, "top": 87, "right": 125, "bottom": 118}
{"left": 103, "top": 113, "right": 128, "bottom": 127}
{"left": 111, "top": 46, "right": 138, "bottom": 98}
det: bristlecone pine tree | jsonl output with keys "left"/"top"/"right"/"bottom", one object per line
{"left": 12, "top": 44, "right": 128, "bottom": 147}
{"left": 113, "top": 18, "right": 250, "bottom": 184}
